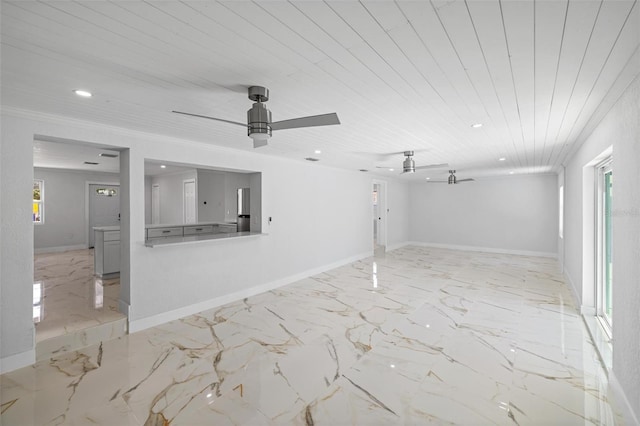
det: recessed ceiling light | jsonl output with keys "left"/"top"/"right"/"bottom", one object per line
{"left": 498, "top": 157, "right": 506, "bottom": 161}
{"left": 425, "top": 177, "right": 430, "bottom": 180}
{"left": 471, "top": 123, "right": 483, "bottom": 128}
{"left": 389, "top": 168, "right": 394, "bottom": 172}
{"left": 314, "top": 150, "right": 322, "bottom": 154}
{"left": 74, "top": 89, "right": 92, "bottom": 97}
{"left": 160, "top": 165, "right": 166, "bottom": 169}
{"left": 509, "top": 171, "right": 514, "bottom": 175}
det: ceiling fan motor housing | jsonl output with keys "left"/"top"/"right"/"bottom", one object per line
{"left": 448, "top": 170, "right": 457, "bottom": 184}
{"left": 247, "top": 102, "right": 272, "bottom": 140}
{"left": 402, "top": 156, "right": 415, "bottom": 173}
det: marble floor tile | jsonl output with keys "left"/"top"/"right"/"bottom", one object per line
{"left": 33, "top": 249, "right": 127, "bottom": 348}
{"left": 2, "top": 246, "right": 624, "bottom": 425}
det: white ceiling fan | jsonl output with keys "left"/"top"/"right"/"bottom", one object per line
{"left": 427, "top": 170, "right": 475, "bottom": 184}
{"left": 376, "top": 151, "right": 448, "bottom": 174}
{"left": 173, "top": 86, "right": 340, "bottom": 148}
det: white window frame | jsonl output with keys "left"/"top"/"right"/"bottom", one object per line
{"left": 33, "top": 179, "right": 44, "bottom": 224}
{"left": 595, "top": 158, "right": 613, "bottom": 337}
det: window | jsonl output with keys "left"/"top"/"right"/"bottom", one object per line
{"left": 596, "top": 160, "right": 613, "bottom": 334}
{"left": 96, "top": 187, "right": 117, "bottom": 196}
{"left": 33, "top": 180, "right": 44, "bottom": 224}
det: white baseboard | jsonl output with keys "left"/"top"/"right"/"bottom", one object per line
{"left": 34, "top": 244, "right": 87, "bottom": 254}
{"left": 406, "top": 241, "right": 557, "bottom": 258}
{"left": 1, "top": 349, "right": 36, "bottom": 374}
{"left": 562, "top": 269, "right": 583, "bottom": 310}
{"left": 386, "top": 241, "right": 411, "bottom": 251}
{"left": 609, "top": 371, "right": 639, "bottom": 426}
{"left": 129, "top": 251, "right": 372, "bottom": 333}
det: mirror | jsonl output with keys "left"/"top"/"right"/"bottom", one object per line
{"left": 144, "top": 160, "right": 262, "bottom": 233}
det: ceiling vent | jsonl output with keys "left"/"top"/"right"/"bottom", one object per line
{"left": 84, "top": 161, "right": 99, "bottom": 165}
{"left": 305, "top": 157, "right": 320, "bottom": 162}
{"left": 98, "top": 153, "right": 118, "bottom": 158}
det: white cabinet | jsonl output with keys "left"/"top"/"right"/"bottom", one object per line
{"left": 184, "top": 225, "right": 214, "bottom": 235}
{"left": 147, "top": 227, "right": 183, "bottom": 239}
{"left": 103, "top": 241, "right": 120, "bottom": 274}
{"left": 94, "top": 227, "right": 120, "bottom": 277}
{"left": 218, "top": 224, "right": 238, "bottom": 233}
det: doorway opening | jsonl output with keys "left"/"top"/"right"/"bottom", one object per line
{"left": 596, "top": 159, "right": 613, "bottom": 336}
{"left": 32, "top": 136, "right": 128, "bottom": 361}
{"left": 373, "top": 180, "right": 387, "bottom": 256}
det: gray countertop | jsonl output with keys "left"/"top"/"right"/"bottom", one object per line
{"left": 93, "top": 226, "right": 120, "bottom": 232}
{"left": 145, "top": 221, "right": 237, "bottom": 229}
{"left": 144, "top": 231, "right": 264, "bottom": 247}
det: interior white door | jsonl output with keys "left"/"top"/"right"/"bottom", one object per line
{"left": 183, "top": 179, "right": 196, "bottom": 224}
{"left": 152, "top": 184, "right": 160, "bottom": 224}
{"left": 372, "top": 181, "right": 387, "bottom": 255}
{"left": 88, "top": 184, "right": 120, "bottom": 248}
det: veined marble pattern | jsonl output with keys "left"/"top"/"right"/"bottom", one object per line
{"left": 33, "top": 249, "right": 126, "bottom": 351}
{"left": 3, "top": 246, "right": 623, "bottom": 425}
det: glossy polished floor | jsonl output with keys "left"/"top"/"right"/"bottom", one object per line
{"left": 2, "top": 246, "right": 622, "bottom": 425}
{"left": 33, "top": 249, "right": 126, "bottom": 359}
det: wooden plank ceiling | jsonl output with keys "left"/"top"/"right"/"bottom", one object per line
{"left": 2, "top": 0, "right": 638, "bottom": 178}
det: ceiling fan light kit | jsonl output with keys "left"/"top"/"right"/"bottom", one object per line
{"left": 247, "top": 86, "right": 272, "bottom": 147}
{"left": 173, "top": 86, "right": 340, "bottom": 149}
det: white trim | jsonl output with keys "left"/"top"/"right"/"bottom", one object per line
{"left": 129, "top": 251, "right": 371, "bottom": 333}
{"left": 387, "top": 241, "right": 411, "bottom": 251}
{"left": 581, "top": 313, "right": 612, "bottom": 371}
{"left": 34, "top": 244, "right": 88, "bottom": 254}
{"left": 609, "top": 371, "right": 639, "bottom": 426}
{"left": 85, "top": 180, "right": 120, "bottom": 247}
{"left": 406, "top": 241, "right": 557, "bottom": 258}
{"left": 563, "top": 269, "right": 582, "bottom": 311}
{"left": 0, "top": 349, "right": 36, "bottom": 374}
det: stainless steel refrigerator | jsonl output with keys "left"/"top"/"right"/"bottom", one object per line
{"left": 237, "top": 188, "right": 250, "bottom": 232}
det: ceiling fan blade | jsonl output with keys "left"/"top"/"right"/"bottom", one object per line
{"left": 457, "top": 178, "right": 475, "bottom": 182}
{"left": 414, "top": 163, "right": 449, "bottom": 170}
{"left": 271, "top": 113, "right": 340, "bottom": 131}
{"left": 426, "top": 180, "right": 447, "bottom": 183}
{"left": 172, "top": 111, "right": 246, "bottom": 127}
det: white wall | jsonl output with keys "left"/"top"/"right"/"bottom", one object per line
{"left": 563, "top": 76, "right": 640, "bottom": 421}
{"left": 144, "top": 176, "right": 152, "bottom": 224}
{"left": 249, "top": 173, "right": 262, "bottom": 233}
{"left": 408, "top": 174, "right": 558, "bottom": 256}
{"left": 1, "top": 109, "right": 407, "bottom": 372}
{"left": 196, "top": 169, "right": 226, "bottom": 222}
{"left": 150, "top": 169, "right": 197, "bottom": 224}
{"left": 33, "top": 168, "right": 120, "bottom": 250}
{"left": 1, "top": 116, "right": 35, "bottom": 370}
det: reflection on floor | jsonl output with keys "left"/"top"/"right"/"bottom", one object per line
{"left": 33, "top": 249, "right": 127, "bottom": 360}
{"left": 3, "top": 246, "right": 622, "bottom": 424}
